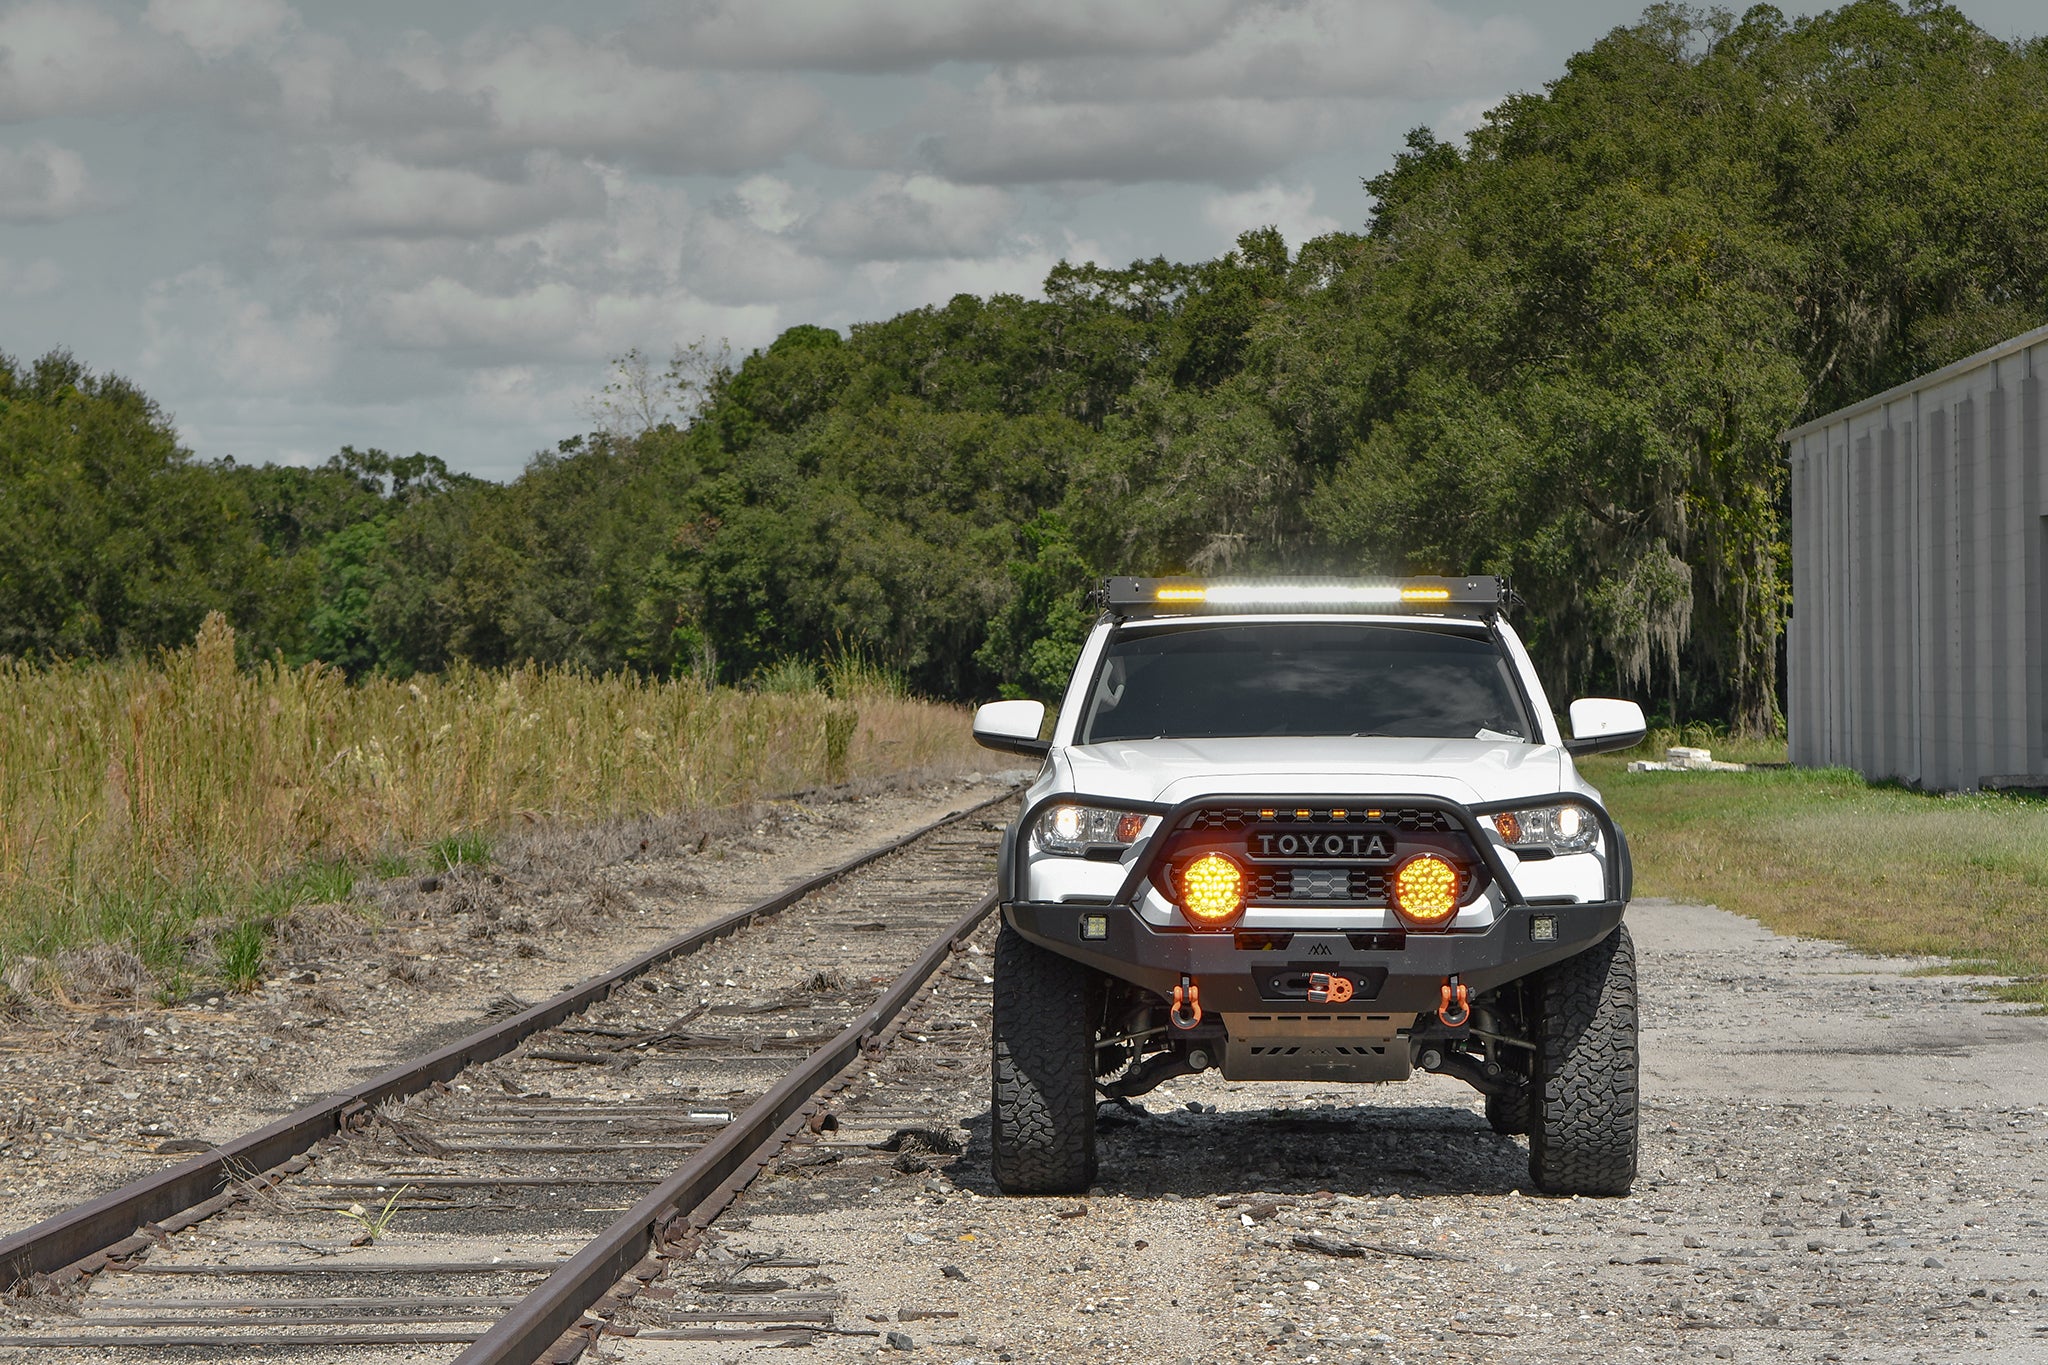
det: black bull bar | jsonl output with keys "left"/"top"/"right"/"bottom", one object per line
{"left": 1000, "top": 790, "right": 1630, "bottom": 1013}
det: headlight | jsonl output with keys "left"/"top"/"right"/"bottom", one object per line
{"left": 1489, "top": 803, "right": 1600, "bottom": 855}
{"left": 1034, "top": 804, "right": 1149, "bottom": 857}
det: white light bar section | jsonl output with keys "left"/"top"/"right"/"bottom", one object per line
{"left": 1198, "top": 584, "right": 1407, "bottom": 605}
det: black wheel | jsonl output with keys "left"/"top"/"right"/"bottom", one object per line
{"left": 990, "top": 923, "right": 1100, "bottom": 1194}
{"left": 1528, "top": 924, "right": 1639, "bottom": 1196}
{"left": 1485, "top": 1087, "right": 1531, "bottom": 1136}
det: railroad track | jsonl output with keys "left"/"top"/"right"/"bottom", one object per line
{"left": 0, "top": 793, "right": 1011, "bottom": 1361}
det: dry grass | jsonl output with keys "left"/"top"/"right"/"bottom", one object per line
{"left": 0, "top": 614, "right": 996, "bottom": 997}
{"left": 1588, "top": 751, "right": 2048, "bottom": 1008}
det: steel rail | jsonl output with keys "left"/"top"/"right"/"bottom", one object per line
{"left": 451, "top": 889, "right": 999, "bottom": 1365}
{"left": 0, "top": 790, "right": 1014, "bottom": 1290}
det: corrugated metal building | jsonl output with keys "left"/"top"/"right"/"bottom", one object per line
{"left": 1783, "top": 322, "right": 2048, "bottom": 791}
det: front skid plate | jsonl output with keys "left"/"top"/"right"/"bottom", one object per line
{"left": 1004, "top": 900, "right": 1626, "bottom": 1014}
{"left": 1218, "top": 1010, "right": 1415, "bottom": 1082}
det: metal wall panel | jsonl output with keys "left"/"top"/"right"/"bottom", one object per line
{"left": 1784, "top": 323, "right": 2048, "bottom": 790}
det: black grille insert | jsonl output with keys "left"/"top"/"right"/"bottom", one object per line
{"left": 1183, "top": 805, "right": 1455, "bottom": 833}
{"left": 1244, "top": 866, "right": 1391, "bottom": 905}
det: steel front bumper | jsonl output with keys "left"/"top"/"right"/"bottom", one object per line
{"left": 1002, "top": 899, "right": 1626, "bottom": 1013}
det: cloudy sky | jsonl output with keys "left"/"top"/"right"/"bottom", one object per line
{"left": 1, "top": 1, "right": 2039, "bottom": 480}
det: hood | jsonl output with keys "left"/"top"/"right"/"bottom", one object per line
{"left": 1058, "top": 736, "right": 1569, "bottom": 808}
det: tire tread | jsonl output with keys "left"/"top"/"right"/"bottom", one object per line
{"left": 1528, "top": 924, "right": 1639, "bottom": 1196}
{"left": 990, "top": 924, "right": 1097, "bottom": 1194}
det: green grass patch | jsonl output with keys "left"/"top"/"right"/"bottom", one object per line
{"left": 750, "top": 657, "right": 822, "bottom": 694}
{"left": 9, "top": 850, "right": 398, "bottom": 999}
{"left": 824, "top": 648, "right": 908, "bottom": 701}
{"left": 1585, "top": 754, "right": 2048, "bottom": 1009}
{"left": 212, "top": 916, "right": 270, "bottom": 992}
{"left": 426, "top": 832, "right": 491, "bottom": 871}
{"left": 255, "top": 861, "right": 357, "bottom": 913}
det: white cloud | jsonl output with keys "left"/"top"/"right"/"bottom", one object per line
{"left": 0, "top": 2, "right": 193, "bottom": 119}
{"left": 289, "top": 150, "right": 607, "bottom": 239}
{"left": 0, "top": 0, "right": 1558, "bottom": 475}
{"left": 804, "top": 173, "right": 1014, "bottom": 260}
{"left": 1202, "top": 182, "right": 1340, "bottom": 251}
{"left": 679, "top": 209, "right": 836, "bottom": 304}
{"left": 0, "top": 142, "right": 98, "bottom": 221}
{"left": 376, "top": 277, "right": 589, "bottom": 353}
{"left": 1006, "top": 1, "right": 1535, "bottom": 103}
{"left": 269, "top": 37, "right": 493, "bottom": 142}
{"left": 0, "top": 254, "right": 64, "bottom": 295}
{"left": 1434, "top": 93, "right": 1504, "bottom": 143}
{"left": 919, "top": 95, "right": 1343, "bottom": 186}
{"left": 463, "top": 363, "right": 559, "bottom": 424}
{"left": 440, "top": 29, "right": 827, "bottom": 174}
{"left": 732, "top": 175, "right": 808, "bottom": 233}
{"left": 257, "top": 27, "right": 825, "bottom": 177}
{"left": 845, "top": 0, "right": 1534, "bottom": 187}
{"left": 140, "top": 264, "right": 339, "bottom": 392}
{"left": 371, "top": 273, "right": 779, "bottom": 365}
{"left": 850, "top": 234, "right": 1088, "bottom": 307}
{"left": 144, "top": 0, "right": 292, "bottom": 57}
{"left": 635, "top": 0, "right": 1247, "bottom": 72}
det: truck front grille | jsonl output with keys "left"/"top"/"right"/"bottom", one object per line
{"left": 1183, "top": 805, "right": 1454, "bottom": 833}
{"left": 1248, "top": 867, "right": 1391, "bottom": 906}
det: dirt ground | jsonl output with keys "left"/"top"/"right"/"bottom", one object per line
{"left": 626, "top": 898, "right": 2048, "bottom": 1365}
{"left": 0, "top": 771, "right": 1022, "bottom": 1238}
{"left": 7, "top": 798, "right": 2046, "bottom": 1365}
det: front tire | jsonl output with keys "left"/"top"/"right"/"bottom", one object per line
{"left": 1528, "top": 924, "right": 1639, "bottom": 1196}
{"left": 1485, "top": 1087, "right": 1531, "bottom": 1136}
{"left": 990, "top": 924, "right": 1099, "bottom": 1194}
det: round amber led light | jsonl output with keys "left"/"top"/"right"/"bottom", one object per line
{"left": 1178, "top": 853, "right": 1244, "bottom": 927}
{"left": 1392, "top": 854, "right": 1461, "bottom": 927}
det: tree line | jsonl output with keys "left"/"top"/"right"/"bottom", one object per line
{"left": 4, "top": 4, "right": 2044, "bottom": 733}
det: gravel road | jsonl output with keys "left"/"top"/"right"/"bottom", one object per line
{"left": 619, "top": 898, "right": 2048, "bottom": 1365}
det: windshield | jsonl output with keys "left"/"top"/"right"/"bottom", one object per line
{"left": 1079, "top": 621, "right": 1534, "bottom": 744}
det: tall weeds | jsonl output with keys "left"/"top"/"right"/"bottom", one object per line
{"left": 0, "top": 615, "right": 992, "bottom": 990}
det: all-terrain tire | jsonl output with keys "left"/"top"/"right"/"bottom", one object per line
{"left": 991, "top": 923, "right": 1099, "bottom": 1195}
{"left": 1528, "top": 923, "right": 1638, "bottom": 1196}
{"left": 1485, "top": 1087, "right": 1531, "bottom": 1136}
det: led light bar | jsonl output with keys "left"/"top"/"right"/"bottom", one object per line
{"left": 1099, "top": 576, "right": 1506, "bottom": 619}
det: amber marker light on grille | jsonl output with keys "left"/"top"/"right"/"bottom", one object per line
{"left": 1178, "top": 853, "right": 1244, "bottom": 927}
{"left": 1391, "top": 853, "right": 1461, "bottom": 927}
{"left": 1116, "top": 813, "right": 1147, "bottom": 842}
{"left": 1492, "top": 811, "right": 1522, "bottom": 843}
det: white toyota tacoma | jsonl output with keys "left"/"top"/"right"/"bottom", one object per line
{"left": 972, "top": 576, "right": 1647, "bottom": 1197}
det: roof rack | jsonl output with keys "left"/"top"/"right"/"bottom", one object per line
{"left": 1097, "top": 576, "right": 1510, "bottom": 621}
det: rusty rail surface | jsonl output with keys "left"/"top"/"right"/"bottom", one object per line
{"left": 0, "top": 791, "right": 1013, "bottom": 1292}
{"left": 452, "top": 889, "right": 998, "bottom": 1365}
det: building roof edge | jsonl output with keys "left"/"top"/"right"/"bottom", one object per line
{"left": 1779, "top": 318, "right": 2048, "bottom": 446}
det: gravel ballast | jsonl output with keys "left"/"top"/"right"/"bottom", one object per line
{"left": 622, "top": 897, "right": 2048, "bottom": 1364}
{"left": 0, "top": 774, "right": 1017, "bottom": 1239}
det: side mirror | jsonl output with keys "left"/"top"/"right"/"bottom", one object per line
{"left": 1565, "top": 698, "right": 1647, "bottom": 756}
{"left": 973, "top": 699, "right": 1050, "bottom": 757}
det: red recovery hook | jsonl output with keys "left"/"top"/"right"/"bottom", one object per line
{"left": 1169, "top": 975, "right": 1203, "bottom": 1029}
